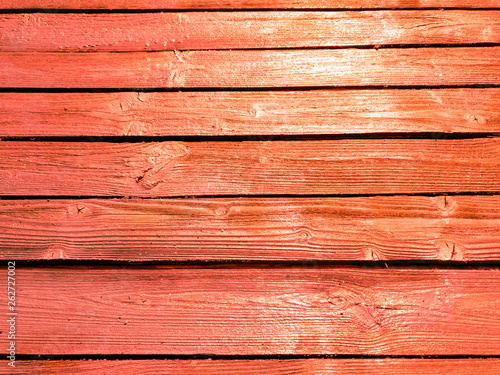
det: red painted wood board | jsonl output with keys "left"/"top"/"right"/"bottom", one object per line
{"left": 2, "top": 359, "right": 500, "bottom": 375}
{"left": 1, "top": 48, "right": 499, "bottom": 88}
{"left": 1, "top": 0, "right": 499, "bottom": 9}
{"left": 1, "top": 89, "right": 499, "bottom": 137}
{"left": 1, "top": 267, "right": 500, "bottom": 355}
{"left": 1, "top": 11, "right": 499, "bottom": 52}
{"left": 1, "top": 196, "right": 499, "bottom": 261}
{"left": 1, "top": 139, "right": 499, "bottom": 196}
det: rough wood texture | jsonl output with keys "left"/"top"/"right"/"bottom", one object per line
{"left": 2, "top": 89, "right": 499, "bottom": 137}
{"left": 1, "top": 48, "right": 499, "bottom": 88}
{"left": 2, "top": 11, "right": 499, "bottom": 52}
{"left": 2, "top": 359, "right": 500, "bottom": 375}
{"left": 1, "top": 0, "right": 499, "bottom": 9}
{"left": 2, "top": 267, "right": 500, "bottom": 355}
{"left": 1, "top": 139, "right": 499, "bottom": 196}
{"left": 1, "top": 196, "right": 499, "bottom": 261}
{"left": 0, "top": 4, "right": 499, "bottom": 369}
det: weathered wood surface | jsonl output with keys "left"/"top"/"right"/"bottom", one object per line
{"left": 1, "top": 48, "right": 499, "bottom": 88}
{"left": 1, "top": 196, "right": 499, "bottom": 261}
{"left": 2, "top": 359, "right": 500, "bottom": 375}
{"left": 2, "top": 11, "right": 499, "bottom": 52}
{"left": 2, "top": 89, "right": 499, "bottom": 136}
{"left": 2, "top": 267, "right": 500, "bottom": 355}
{"left": 1, "top": 139, "right": 499, "bottom": 196}
{"left": 1, "top": 0, "right": 499, "bottom": 9}
{"left": 0, "top": 2, "right": 498, "bottom": 369}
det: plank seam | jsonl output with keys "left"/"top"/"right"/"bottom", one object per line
{"left": 5, "top": 43, "right": 500, "bottom": 53}
{"left": 8, "top": 354, "right": 500, "bottom": 360}
{"left": 2, "top": 8, "right": 500, "bottom": 13}
{"left": 2, "top": 192, "right": 500, "bottom": 200}
{"left": 2, "top": 84, "right": 499, "bottom": 93}
{"left": 172, "top": 43, "right": 500, "bottom": 52}
{"left": 8, "top": 260, "right": 500, "bottom": 269}
{"left": 1, "top": 133, "right": 498, "bottom": 142}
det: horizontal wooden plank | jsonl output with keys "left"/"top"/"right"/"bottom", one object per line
{"left": 1, "top": 196, "right": 500, "bottom": 261}
{"left": 1, "top": 0, "right": 499, "bottom": 10}
{"left": 2, "top": 11, "right": 499, "bottom": 52}
{"left": 1, "top": 48, "right": 499, "bottom": 88}
{"left": 2, "top": 267, "right": 500, "bottom": 355}
{"left": 1, "top": 139, "right": 499, "bottom": 196}
{"left": 2, "top": 89, "right": 500, "bottom": 136}
{"left": 2, "top": 359, "right": 500, "bottom": 375}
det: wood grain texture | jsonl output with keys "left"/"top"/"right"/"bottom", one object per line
{"left": 1, "top": 48, "right": 499, "bottom": 88}
{"left": 2, "top": 11, "right": 499, "bottom": 52}
{"left": 2, "top": 359, "right": 500, "bottom": 375}
{"left": 2, "top": 89, "right": 500, "bottom": 136}
{"left": 1, "top": 196, "right": 500, "bottom": 261}
{"left": 1, "top": 139, "right": 499, "bottom": 196}
{"left": 1, "top": 267, "right": 500, "bottom": 355}
{"left": 1, "top": 0, "right": 499, "bottom": 9}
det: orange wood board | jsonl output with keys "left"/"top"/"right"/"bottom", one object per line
{"left": 1, "top": 0, "right": 499, "bottom": 9}
{"left": 2, "top": 359, "right": 500, "bottom": 375}
{"left": 1, "top": 267, "right": 500, "bottom": 355}
{"left": 2, "top": 89, "right": 499, "bottom": 137}
{"left": 1, "top": 11, "right": 499, "bottom": 52}
{"left": 1, "top": 139, "right": 499, "bottom": 196}
{"left": 1, "top": 48, "right": 499, "bottom": 88}
{"left": 1, "top": 196, "right": 499, "bottom": 261}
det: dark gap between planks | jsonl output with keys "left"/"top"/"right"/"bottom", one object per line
{"left": 1, "top": 84, "right": 499, "bottom": 93}
{"left": 10, "top": 354, "right": 500, "bottom": 361}
{"left": 1, "top": 133, "right": 498, "bottom": 142}
{"left": 8, "top": 259, "right": 500, "bottom": 269}
{"left": 2, "top": 192, "right": 500, "bottom": 200}
{"left": 2, "top": 44, "right": 499, "bottom": 53}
